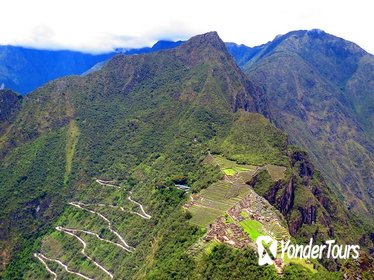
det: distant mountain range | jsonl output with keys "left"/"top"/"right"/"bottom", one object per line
{"left": 0, "top": 46, "right": 112, "bottom": 94}
{"left": 0, "top": 41, "right": 185, "bottom": 94}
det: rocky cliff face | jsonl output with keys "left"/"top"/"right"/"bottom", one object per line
{"left": 249, "top": 149, "right": 371, "bottom": 244}
{"left": 278, "top": 175, "right": 295, "bottom": 216}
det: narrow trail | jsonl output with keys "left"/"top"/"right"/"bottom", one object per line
{"left": 56, "top": 227, "right": 114, "bottom": 279}
{"left": 95, "top": 179, "right": 121, "bottom": 188}
{"left": 130, "top": 210, "right": 151, "bottom": 220}
{"left": 69, "top": 202, "right": 135, "bottom": 252}
{"left": 34, "top": 253, "right": 94, "bottom": 280}
{"left": 71, "top": 201, "right": 150, "bottom": 220}
{"left": 95, "top": 178, "right": 152, "bottom": 219}
{"left": 34, "top": 253, "right": 57, "bottom": 280}
{"left": 70, "top": 201, "right": 126, "bottom": 213}
{"left": 128, "top": 196, "right": 152, "bottom": 219}
{"left": 37, "top": 178, "right": 153, "bottom": 278}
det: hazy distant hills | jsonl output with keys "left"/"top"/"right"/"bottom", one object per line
{"left": 0, "top": 41, "right": 185, "bottom": 94}
{"left": 225, "top": 42, "right": 263, "bottom": 67}
{"left": 117, "top": 40, "right": 184, "bottom": 54}
{"left": 0, "top": 46, "right": 113, "bottom": 94}
{"left": 0, "top": 41, "right": 260, "bottom": 94}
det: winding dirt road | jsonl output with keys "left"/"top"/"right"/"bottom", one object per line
{"left": 96, "top": 179, "right": 152, "bottom": 219}
{"left": 36, "top": 178, "right": 153, "bottom": 279}
{"left": 76, "top": 201, "right": 151, "bottom": 220}
{"left": 34, "top": 253, "right": 94, "bottom": 280}
{"left": 34, "top": 253, "right": 57, "bottom": 280}
{"left": 128, "top": 196, "right": 152, "bottom": 219}
{"left": 57, "top": 226, "right": 131, "bottom": 252}
{"left": 95, "top": 179, "right": 121, "bottom": 188}
{"left": 69, "top": 202, "right": 134, "bottom": 252}
{"left": 56, "top": 226, "right": 114, "bottom": 279}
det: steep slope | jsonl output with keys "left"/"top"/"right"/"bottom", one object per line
{"left": 242, "top": 30, "right": 374, "bottom": 218}
{"left": 0, "top": 31, "right": 257, "bottom": 277}
{"left": 0, "top": 89, "right": 22, "bottom": 132}
{"left": 0, "top": 32, "right": 372, "bottom": 279}
{"left": 0, "top": 89, "right": 21, "bottom": 120}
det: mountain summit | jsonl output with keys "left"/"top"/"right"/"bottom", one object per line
{"left": 241, "top": 29, "right": 374, "bottom": 217}
{"left": 0, "top": 32, "right": 265, "bottom": 275}
{"left": 179, "top": 31, "right": 227, "bottom": 51}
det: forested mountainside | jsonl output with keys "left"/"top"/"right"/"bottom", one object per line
{"left": 235, "top": 30, "right": 374, "bottom": 219}
{"left": 0, "top": 32, "right": 372, "bottom": 279}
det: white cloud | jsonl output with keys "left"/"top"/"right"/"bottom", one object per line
{"left": 0, "top": 0, "right": 373, "bottom": 54}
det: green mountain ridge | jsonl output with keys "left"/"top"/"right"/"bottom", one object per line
{"left": 0, "top": 31, "right": 372, "bottom": 279}
{"left": 241, "top": 29, "right": 374, "bottom": 219}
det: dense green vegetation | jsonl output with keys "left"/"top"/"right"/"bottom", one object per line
{"left": 0, "top": 31, "right": 372, "bottom": 279}
{"left": 221, "top": 112, "right": 288, "bottom": 166}
{"left": 241, "top": 29, "right": 374, "bottom": 219}
{"left": 0, "top": 128, "right": 69, "bottom": 276}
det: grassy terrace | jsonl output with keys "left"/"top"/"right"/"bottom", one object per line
{"left": 212, "top": 155, "right": 257, "bottom": 176}
{"left": 239, "top": 219, "right": 265, "bottom": 241}
{"left": 265, "top": 164, "right": 286, "bottom": 181}
{"left": 188, "top": 154, "right": 260, "bottom": 227}
{"left": 187, "top": 154, "right": 260, "bottom": 227}
{"left": 188, "top": 181, "right": 249, "bottom": 227}
{"left": 186, "top": 154, "right": 315, "bottom": 274}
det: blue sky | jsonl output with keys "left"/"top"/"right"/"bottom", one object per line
{"left": 1, "top": 0, "right": 373, "bottom": 53}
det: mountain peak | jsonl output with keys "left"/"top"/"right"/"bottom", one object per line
{"left": 173, "top": 31, "right": 230, "bottom": 66}
{"left": 181, "top": 31, "right": 227, "bottom": 52}
{"left": 280, "top": 29, "right": 366, "bottom": 55}
{"left": 189, "top": 31, "right": 221, "bottom": 42}
{"left": 243, "top": 28, "right": 374, "bottom": 218}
